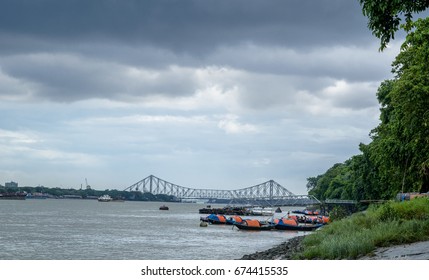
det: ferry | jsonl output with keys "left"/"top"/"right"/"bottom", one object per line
{"left": 0, "top": 192, "right": 27, "bottom": 200}
{"left": 97, "top": 194, "right": 113, "bottom": 202}
{"left": 26, "top": 192, "right": 49, "bottom": 199}
{"left": 248, "top": 207, "right": 274, "bottom": 216}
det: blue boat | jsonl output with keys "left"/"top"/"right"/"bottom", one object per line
{"left": 233, "top": 219, "right": 275, "bottom": 231}
{"left": 205, "top": 214, "right": 227, "bottom": 224}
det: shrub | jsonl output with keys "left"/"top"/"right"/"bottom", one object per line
{"left": 295, "top": 198, "right": 429, "bottom": 259}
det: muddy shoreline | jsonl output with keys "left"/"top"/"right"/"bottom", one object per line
{"left": 239, "top": 236, "right": 305, "bottom": 260}
{"left": 239, "top": 236, "right": 429, "bottom": 260}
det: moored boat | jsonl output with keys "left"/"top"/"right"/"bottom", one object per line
{"left": 205, "top": 214, "right": 227, "bottom": 224}
{"left": 233, "top": 219, "right": 275, "bottom": 231}
{"left": 198, "top": 206, "right": 249, "bottom": 215}
{"left": 273, "top": 218, "right": 323, "bottom": 231}
{"left": 248, "top": 207, "right": 274, "bottom": 216}
{"left": 226, "top": 215, "right": 244, "bottom": 225}
{"left": 289, "top": 214, "right": 330, "bottom": 224}
{"left": 292, "top": 209, "right": 320, "bottom": 215}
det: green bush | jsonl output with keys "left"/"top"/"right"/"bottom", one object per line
{"left": 295, "top": 198, "right": 429, "bottom": 259}
{"left": 373, "top": 202, "right": 400, "bottom": 221}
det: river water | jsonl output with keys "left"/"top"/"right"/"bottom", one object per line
{"left": 0, "top": 199, "right": 305, "bottom": 260}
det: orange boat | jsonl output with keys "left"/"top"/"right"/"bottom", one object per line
{"left": 233, "top": 219, "right": 274, "bottom": 231}
{"left": 206, "top": 214, "right": 227, "bottom": 224}
{"left": 226, "top": 215, "right": 244, "bottom": 224}
{"left": 273, "top": 218, "right": 323, "bottom": 231}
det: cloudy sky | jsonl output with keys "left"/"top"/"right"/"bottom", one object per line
{"left": 0, "top": 0, "right": 404, "bottom": 194}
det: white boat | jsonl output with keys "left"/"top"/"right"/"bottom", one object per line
{"left": 248, "top": 207, "right": 274, "bottom": 216}
{"left": 98, "top": 194, "right": 113, "bottom": 202}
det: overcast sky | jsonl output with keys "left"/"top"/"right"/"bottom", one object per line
{"left": 0, "top": 0, "right": 404, "bottom": 194}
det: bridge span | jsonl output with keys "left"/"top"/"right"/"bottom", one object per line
{"left": 124, "top": 175, "right": 320, "bottom": 206}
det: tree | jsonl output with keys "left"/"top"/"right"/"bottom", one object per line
{"left": 390, "top": 18, "right": 429, "bottom": 192}
{"left": 307, "top": 163, "right": 351, "bottom": 201}
{"left": 308, "top": 16, "right": 429, "bottom": 197}
{"left": 308, "top": 6, "right": 429, "bottom": 201}
{"left": 359, "top": 0, "right": 429, "bottom": 50}
{"left": 358, "top": 18, "right": 429, "bottom": 196}
{"left": 306, "top": 175, "right": 321, "bottom": 192}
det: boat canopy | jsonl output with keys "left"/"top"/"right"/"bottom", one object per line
{"left": 245, "top": 219, "right": 261, "bottom": 227}
{"left": 307, "top": 216, "right": 318, "bottom": 221}
{"left": 320, "top": 216, "right": 330, "bottom": 224}
{"left": 207, "top": 214, "right": 217, "bottom": 220}
{"left": 288, "top": 215, "right": 299, "bottom": 221}
{"left": 277, "top": 218, "right": 298, "bottom": 226}
{"left": 217, "top": 215, "right": 226, "bottom": 223}
{"left": 207, "top": 214, "right": 226, "bottom": 222}
{"left": 231, "top": 216, "right": 243, "bottom": 223}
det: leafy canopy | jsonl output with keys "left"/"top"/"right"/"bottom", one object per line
{"left": 308, "top": 17, "right": 429, "bottom": 200}
{"left": 359, "top": 0, "right": 429, "bottom": 50}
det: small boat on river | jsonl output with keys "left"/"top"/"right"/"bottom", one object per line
{"left": 233, "top": 219, "right": 275, "bottom": 231}
{"left": 97, "top": 194, "right": 113, "bottom": 202}
{"left": 226, "top": 215, "right": 244, "bottom": 225}
{"left": 198, "top": 206, "right": 249, "bottom": 215}
{"left": 292, "top": 209, "right": 320, "bottom": 215}
{"left": 205, "top": 214, "right": 227, "bottom": 224}
{"left": 159, "top": 205, "right": 169, "bottom": 210}
{"left": 289, "top": 214, "right": 330, "bottom": 224}
{"left": 273, "top": 218, "right": 323, "bottom": 231}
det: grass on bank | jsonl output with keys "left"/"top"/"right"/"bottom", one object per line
{"left": 293, "top": 197, "right": 429, "bottom": 259}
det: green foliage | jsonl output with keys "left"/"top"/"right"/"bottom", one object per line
{"left": 308, "top": 163, "right": 351, "bottom": 200}
{"left": 3, "top": 185, "right": 176, "bottom": 202}
{"left": 373, "top": 198, "right": 429, "bottom": 221}
{"left": 368, "top": 18, "right": 429, "bottom": 195}
{"left": 294, "top": 198, "right": 429, "bottom": 259}
{"left": 308, "top": 17, "right": 429, "bottom": 200}
{"left": 359, "top": 0, "right": 429, "bottom": 50}
{"left": 374, "top": 202, "right": 400, "bottom": 222}
{"left": 329, "top": 206, "right": 349, "bottom": 222}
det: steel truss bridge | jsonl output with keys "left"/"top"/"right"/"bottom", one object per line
{"left": 123, "top": 175, "right": 320, "bottom": 206}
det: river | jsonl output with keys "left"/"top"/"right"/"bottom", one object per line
{"left": 0, "top": 199, "right": 305, "bottom": 260}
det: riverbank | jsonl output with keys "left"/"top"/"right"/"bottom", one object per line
{"left": 239, "top": 235, "right": 429, "bottom": 260}
{"left": 239, "top": 236, "right": 305, "bottom": 260}
{"left": 240, "top": 198, "right": 429, "bottom": 260}
{"left": 359, "top": 240, "right": 429, "bottom": 259}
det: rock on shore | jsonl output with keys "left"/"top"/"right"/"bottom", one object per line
{"left": 239, "top": 236, "right": 305, "bottom": 260}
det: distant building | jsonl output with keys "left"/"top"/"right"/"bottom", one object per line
{"left": 5, "top": 181, "right": 18, "bottom": 188}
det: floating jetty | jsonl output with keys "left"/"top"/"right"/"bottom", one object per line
{"left": 199, "top": 206, "right": 278, "bottom": 216}
{"left": 199, "top": 206, "right": 250, "bottom": 215}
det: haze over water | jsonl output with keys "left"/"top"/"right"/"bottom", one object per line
{"left": 0, "top": 199, "right": 304, "bottom": 259}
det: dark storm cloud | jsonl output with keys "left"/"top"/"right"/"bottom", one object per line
{"left": 0, "top": 0, "right": 391, "bottom": 105}
{"left": 0, "top": 53, "right": 198, "bottom": 102}
{"left": 0, "top": 0, "right": 372, "bottom": 53}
